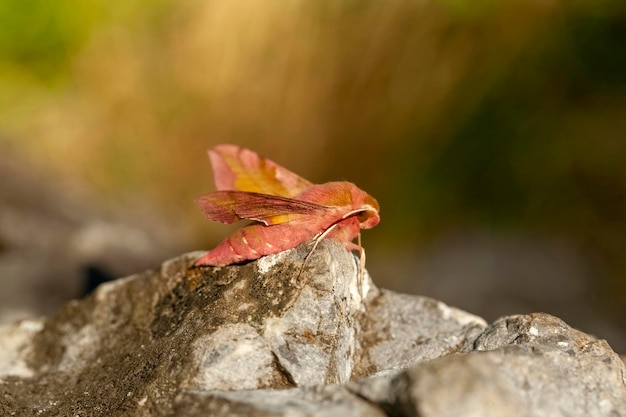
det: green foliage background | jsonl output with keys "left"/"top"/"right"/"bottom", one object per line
{"left": 1, "top": 0, "right": 625, "bottom": 327}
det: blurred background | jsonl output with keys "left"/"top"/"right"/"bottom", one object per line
{"left": 0, "top": 0, "right": 625, "bottom": 352}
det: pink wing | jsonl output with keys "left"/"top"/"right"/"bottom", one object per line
{"left": 209, "top": 144, "right": 313, "bottom": 197}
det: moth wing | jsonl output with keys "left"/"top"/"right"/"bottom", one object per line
{"left": 209, "top": 144, "right": 313, "bottom": 197}
{"left": 196, "top": 191, "right": 335, "bottom": 226}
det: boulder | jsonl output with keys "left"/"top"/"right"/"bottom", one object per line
{"left": 1, "top": 240, "right": 624, "bottom": 416}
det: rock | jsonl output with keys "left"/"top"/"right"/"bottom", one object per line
{"left": 353, "top": 290, "right": 486, "bottom": 377}
{"left": 0, "top": 240, "right": 625, "bottom": 416}
{"left": 171, "top": 386, "right": 388, "bottom": 417}
{"left": 388, "top": 314, "right": 626, "bottom": 417}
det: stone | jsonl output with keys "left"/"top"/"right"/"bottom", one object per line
{"left": 0, "top": 240, "right": 625, "bottom": 416}
{"left": 171, "top": 386, "right": 388, "bottom": 417}
{"left": 388, "top": 314, "right": 626, "bottom": 417}
{"left": 353, "top": 290, "right": 486, "bottom": 377}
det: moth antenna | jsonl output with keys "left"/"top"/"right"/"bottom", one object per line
{"left": 295, "top": 223, "right": 339, "bottom": 282}
{"left": 295, "top": 226, "right": 367, "bottom": 311}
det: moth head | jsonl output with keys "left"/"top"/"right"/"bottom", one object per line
{"left": 356, "top": 207, "right": 380, "bottom": 229}
{"left": 351, "top": 189, "right": 380, "bottom": 230}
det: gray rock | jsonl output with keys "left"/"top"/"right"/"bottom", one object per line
{"left": 354, "top": 289, "right": 486, "bottom": 377}
{"left": 388, "top": 314, "right": 626, "bottom": 417}
{"left": 1, "top": 240, "right": 625, "bottom": 416}
{"left": 171, "top": 386, "right": 388, "bottom": 417}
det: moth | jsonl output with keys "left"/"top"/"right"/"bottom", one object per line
{"left": 194, "top": 144, "right": 380, "bottom": 271}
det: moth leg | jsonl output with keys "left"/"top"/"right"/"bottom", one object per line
{"left": 340, "top": 235, "right": 367, "bottom": 300}
{"left": 356, "top": 233, "right": 366, "bottom": 302}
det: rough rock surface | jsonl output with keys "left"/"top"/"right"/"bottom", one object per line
{"left": 0, "top": 240, "right": 625, "bottom": 416}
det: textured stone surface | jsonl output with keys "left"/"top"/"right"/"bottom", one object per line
{"left": 171, "top": 386, "right": 388, "bottom": 417}
{"left": 353, "top": 290, "right": 486, "bottom": 377}
{"left": 1, "top": 240, "right": 625, "bottom": 416}
{"left": 388, "top": 314, "right": 626, "bottom": 417}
